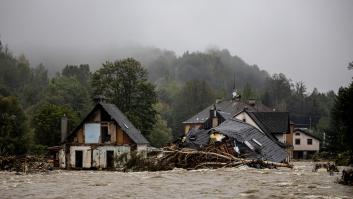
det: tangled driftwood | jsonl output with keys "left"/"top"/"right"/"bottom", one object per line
{"left": 122, "top": 145, "right": 292, "bottom": 172}
{"left": 0, "top": 155, "right": 53, "bottom": 173}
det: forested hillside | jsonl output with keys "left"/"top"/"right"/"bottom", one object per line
{"left": 0, "top": 40, "right": 337, "bottom": 154}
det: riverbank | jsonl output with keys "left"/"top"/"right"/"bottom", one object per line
{"left": 0, "top": 162, "right": 352, "bottom": 199}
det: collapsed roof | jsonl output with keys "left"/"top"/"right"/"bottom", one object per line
{"left": 184, "top": 119, "right": 288, "bottom": 163}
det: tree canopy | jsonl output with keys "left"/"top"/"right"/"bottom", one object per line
{"left": 92, "top": 58, "right": 157, "bottom": 136}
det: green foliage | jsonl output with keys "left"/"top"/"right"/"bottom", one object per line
{"left": 242, "top": 83, "right": 256, "bottom": 101}
{"left": 326, "top": 79, "right": 353, "bottom": 157}
{"left": 32, "top": 103, "right": 80, "bottom": 146}
{"left": 92, "top": 58, "right": 157, "bottom": 136}
{"left": 30, "top": 144, "right": 48, "bottom": 155}
{"left": 171, "top": 80, "right": 216, "bottom": 136}
{"left": 20, "top": 64, "right": 49, "bottom": 108}
{"left": 44, "top": 76, "right": 91, "bottom": 118}
{"left": 62, "top": 64, "right": 90, "bottom": 86}
{"left": 0, "top": 95, "right": 30, "bottom": 154}
{"left": 148, "top": 104, "right": 173, "bottom": 147}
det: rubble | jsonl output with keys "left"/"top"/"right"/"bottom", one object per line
{"left": 338, "top": 169, "right": 353, "bottom": 186}
{"left": 313, "top": 162, "right": 339, "bottom": 174}
{"left": 121, "top": 143, "right": 292, "bottom": 172}
{"left": 0, "top": 155, "right": 53, "bottom": 173}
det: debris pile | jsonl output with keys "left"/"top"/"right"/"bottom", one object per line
{"left": 338, "top": 169, "right": 353, "bottom": 186}
{"left": 313, "top": 162, "right": 339, "bottom": 173}
{"left": 122, "top": 143, "right": 292, "bottom": 172}
{"left": 0, "top": 155, "right": 53, "bottom": 173}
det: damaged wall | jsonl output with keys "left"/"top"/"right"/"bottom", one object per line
{"left": 60, "top": 145, "right": 147, "bottom": 169}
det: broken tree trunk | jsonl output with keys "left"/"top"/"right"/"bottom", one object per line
{"left": 122, "top": 147, "right": 292, "bottom": 171}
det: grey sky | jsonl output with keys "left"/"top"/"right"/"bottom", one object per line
{"left": 0, "top": 0, "right": 352, "bottom": 92}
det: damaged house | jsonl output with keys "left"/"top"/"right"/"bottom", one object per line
{"left": 53, "top": 99, "right": 149, "bottom": 169}
{"left": 181, "top": 96, "right": 291, "bottom": 162}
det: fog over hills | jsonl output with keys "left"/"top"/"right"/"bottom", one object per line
{"left": 1, "top": 0, "right": 353, "bottom": 92}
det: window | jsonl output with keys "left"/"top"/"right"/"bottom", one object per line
{"left": 85, "top": 123, "right": 100, "bottom": 143}
{"left": 295, "top": 139, "right": 301, "bottom": 145}
{"left": 307, "top": 139, "right": 313, "bottom": 145}
{"left": 101, "top": 125, "right": 110, "bottom": 143}
{"left": 295, "top": 133, "right": 300, "bottom": 136}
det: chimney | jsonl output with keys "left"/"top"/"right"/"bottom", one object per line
{"left": 210, "top": 104, "right": 218, "bottom": 128}
{"left": 61, "top": 114, "right": 68, "bottom": 143}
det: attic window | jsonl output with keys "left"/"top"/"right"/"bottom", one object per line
{"left": 244, "top": 141, "right": 255, "bottom": 151}
{"left": 295, "top": 133, "right": 300, "bottom": 136}
{"left": 252, "top": 138, "right": 262, "bottom": 147}
{"left": 123, "top": 123, "right": 129, "bottom": 129}
{"left": 189, "top": 135, "right": 197, "bottom": 141}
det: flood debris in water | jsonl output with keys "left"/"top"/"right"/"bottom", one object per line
{"left": 338, "top": 169, "right": 353, "bottom": 186}
{"left": 313, "top": 162, "right": 339, "bottom": 174}
{"left": 121, "top": 143, "right": 292, "bottom": 172}
{"left": 0, "top": 155, "right": 53, "bottom": 173}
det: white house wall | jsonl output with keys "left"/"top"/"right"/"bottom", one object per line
{"left": 234, "top": 112, "right": 264, "bottom": 133}
{"left": 70, "top": 146, "right": 92, "bottom": 168}
{"left": 293, "top": 132, "right": 320, "bottom": 151}
{"left": 275, "top": 134, "right": 286, "bottom": 143}
{"left": 69, "top": 145, "right": 131, "bottom": 169}
{"left": 59, "top": 149, "right": 66, "bottom": 169}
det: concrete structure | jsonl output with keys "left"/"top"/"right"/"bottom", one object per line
{"left": 292, "top": 128, "right": 320, "bottom": 159}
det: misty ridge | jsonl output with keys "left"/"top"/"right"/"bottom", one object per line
{"left": 25, "top": 44, "right": 277, "bottom": 91}
{"left": 0, "top": 39, "right": 336, "bottom": 141}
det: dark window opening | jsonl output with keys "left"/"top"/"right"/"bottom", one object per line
{"left": 295, "top": 139, "right": 301, "bottom": 145}
{"left": 307, "top": 139, "right": 313, "bottom": 145}
{"left": 101, "top": 125, "right": 110, "bottom": 143}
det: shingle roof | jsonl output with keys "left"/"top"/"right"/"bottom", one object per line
{"left": 246, "top": 111, "right": 289, "bottom": 134}
{"left": 100, "top": 103, "right": 149, "bottom": 144}
{"left": 66, "top": 102, "right": 149, "bottom": 144}
{"left": 184, "top": 119, "right": 288, "bottom": 162}
{"left": 183, "top": 100, "right": 272, "bottom": 124}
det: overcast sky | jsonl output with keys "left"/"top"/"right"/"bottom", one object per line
{"left": 0, "top": 0, "right": 352, "bottom": 92}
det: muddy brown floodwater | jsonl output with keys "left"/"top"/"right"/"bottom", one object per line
{"left": 0, "top": 162, "right": 352, "bottom": 199}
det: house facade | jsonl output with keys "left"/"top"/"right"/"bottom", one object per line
{"left": 56, "top": 102, "right": 149, "bottom": 169}
{"left": 292, "top": 128, "right": 320, "bottom": 159}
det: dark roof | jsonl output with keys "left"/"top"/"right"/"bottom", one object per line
{"left": 294, "top": 128, "right": 322, "bottom": 141}
{"left": 184, "top": 119, "right": 288, "bottom": 162}
{"left": 184, "top": 128, "right": 210, "bottom": 149}
{"left": 183, "top": 100, "right": 272, "bottom": 124}
{"left": 66, "top": 102, "right": 149, "bottom": 144}
{"left": 246, "top": 111, "right": 289, "bottom": 134}
{"left": 100, "top": 103, "right": 149, "bottom": 144}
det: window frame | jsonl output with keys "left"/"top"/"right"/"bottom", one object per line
{"left": 307, "top": 139, "right": 313, "bottom": 145}
{"left": 295, "top": 138, "right": 301, "bottom": 145}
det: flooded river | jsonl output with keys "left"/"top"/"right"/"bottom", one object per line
{"left": 0, "top": 162, "right": 352, "bottom": 199}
